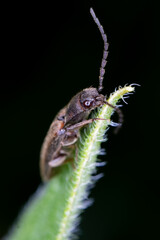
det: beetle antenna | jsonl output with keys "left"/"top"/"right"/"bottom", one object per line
{"left": 103, "top": 100, "right": 123, "bottom": 133}
{"left": 90, "top": 8, "right": 109, "bottom": 92}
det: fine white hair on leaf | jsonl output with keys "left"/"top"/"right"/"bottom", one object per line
{"left": 123, "top": 96, "right": 130, "bottom": 99}
{"left": 121, "top": 96, "right": 128, "bottom": 104}
{"left": 96, "top": 161, "right": 106, "bottom": 167}
{"left": 110, "top": 121, "right": 121, "bottom": 127}
{"left": 95, "top": 138, "right": 107, "bottom": 142}
{"left": 98, "top": 148, "right": 106, "bottom": 156}
{"left": 83, "top": 128, "right": 88, "bottom": 139}
{"left": 130, "top": 83, "right": 141, "bottom": 87}
{"left": 91, "top": 173, "right": 104, "bottom": 181}
{"left": 78, "top": 199, "right": 94, "bottom": 210}
{"left": 114, "top": 87, "right": 117, "bottom": 92}
{"left": 116, "top": 104, "right": 123, "bottom": 108}
{"left": 124, "top": 92, "right": 134, "bottom": 95}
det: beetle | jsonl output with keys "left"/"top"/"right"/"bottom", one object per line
{"left": 40, "top": 8, "right": 122, "bottom": 181}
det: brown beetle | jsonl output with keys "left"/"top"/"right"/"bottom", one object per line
{"left": 40, "top": 8, "right": 122, "bottom": 181}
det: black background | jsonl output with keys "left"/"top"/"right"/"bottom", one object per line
{"left": 1, "top": 1, "right": 159, "bottom": 239}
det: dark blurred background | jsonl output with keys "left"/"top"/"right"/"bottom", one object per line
{"left": 1, "top": 0, "right": 159, "bottom": 239}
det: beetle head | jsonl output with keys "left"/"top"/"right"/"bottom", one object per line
{"left": 80, "top": 87, "right": 105, "bottom": 110}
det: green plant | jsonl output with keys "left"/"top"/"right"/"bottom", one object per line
{"left": 7, "top": 85, "right": 135, "bottom": 240}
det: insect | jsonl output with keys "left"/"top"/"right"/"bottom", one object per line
{"left": 40, "top": 8, "right": 122, "bottom": 181}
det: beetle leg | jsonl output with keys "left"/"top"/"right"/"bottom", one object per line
{"left": 61, "top": 135, "right": 78, "bottom": 146}
{"left": 65, "top": 118, "right": 109, "bottom": 131}
{"left": 48, "top": 155, "right": 66, "bottom": 167}
{"left": 60, "top": 130, "right": 79, "bottom": 147}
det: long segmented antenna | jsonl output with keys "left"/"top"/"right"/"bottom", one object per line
{"left": 90, "top": 7, "right": 109, "bottom": 92}
{"left": 90, "top": 8, "right": 123, "bottom": 132}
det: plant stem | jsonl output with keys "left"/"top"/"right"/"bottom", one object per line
{"left": 7, "top": 85, "right": 135, "bottom": 240}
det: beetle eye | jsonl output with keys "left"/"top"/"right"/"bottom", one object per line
{"left": 83, "top": 100, "right": 92, "bottom": 108}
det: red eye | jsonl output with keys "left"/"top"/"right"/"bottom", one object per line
{"left": 83, "top": 100, "right": 92, "bottom": 108}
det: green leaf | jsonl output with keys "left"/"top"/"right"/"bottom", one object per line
{"left": 7, "top": 85, "right": 135, "bottom": 240}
